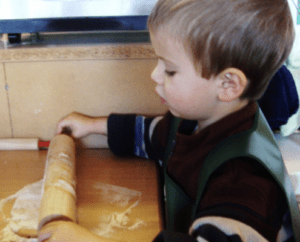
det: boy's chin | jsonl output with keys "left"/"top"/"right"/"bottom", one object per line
{"left": 169, "top": 109, "right": 182, "bottom": 118}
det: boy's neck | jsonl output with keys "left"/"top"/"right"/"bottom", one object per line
{"left": 195, "top": 99, "right": 249, "bottom": 134}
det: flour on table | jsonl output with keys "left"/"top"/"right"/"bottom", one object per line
{"left": 0, "top": 180, "right": 145, "bottom": 241}
{"left": 92, "top": 182, "right": 142, "bottom": 207}
{"left": 92, "top": 200, "right": 147, "bottom": 238}
{"left": 82, "top": 182, "right": 146, "bottom": 238}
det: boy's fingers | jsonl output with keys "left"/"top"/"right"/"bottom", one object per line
{"left": 37, "top": 231, "right": 52, "bottom": 242}
{"left": 37, "top": 222, "right": 60, "bottom": 242}
{"left": 55, "top": 125, "right": 63, "bottom": 135}
{"left": 56, "top": 120, "right": 71, "bottom": 135}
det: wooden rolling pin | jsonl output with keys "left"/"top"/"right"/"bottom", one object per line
{"left": 37, "top": 133, "right": 76, "bottom": 232}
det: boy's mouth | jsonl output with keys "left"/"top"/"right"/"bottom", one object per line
{"left": 160, "top": 97, "right": 167, "bottom": 104}
{"left": 155, "top": 88, "right": 167, "bottom": 104}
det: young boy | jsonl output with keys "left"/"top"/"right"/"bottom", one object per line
{"left": 38, "top": 0, "right": 299, "bottom": 241}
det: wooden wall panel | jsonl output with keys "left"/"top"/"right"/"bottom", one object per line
{"left": 0, "top": 63, "right": 12, "bottom": 138}
{"left": 4, "top": 59, "right": 167, "bottom": 147}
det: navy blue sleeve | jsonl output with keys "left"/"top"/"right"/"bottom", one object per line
{"left": 107, "top": 114, "right": 136, "bottom": 156}
{"left": 107, "top": 113, "right": 161, "bottom": 161}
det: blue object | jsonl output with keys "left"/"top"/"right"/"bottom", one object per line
{"left": 258, "top": 65, "right": 299, "bottom": 130}
{"left": 0, "top": 16, "right": 149, "bottom": 34}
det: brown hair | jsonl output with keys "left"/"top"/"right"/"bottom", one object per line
{"left": 148, "top": 0, "right": 295, "bottom": 100}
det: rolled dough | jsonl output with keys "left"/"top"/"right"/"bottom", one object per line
{"left": 9, "top": 180, "right": 43, "bottom": 238}
{"left": 0, "top": 180, "right": 145, "bottom": 241}
{"left": 0, "top": 180, "right": 42, "bottom": 242}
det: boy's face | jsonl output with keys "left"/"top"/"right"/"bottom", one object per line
{"left": 150, "top": 30, "right": 221, "bottom": 125}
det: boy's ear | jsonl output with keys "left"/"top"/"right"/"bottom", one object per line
{"left": 217, "top": 68, "right": 248, "bottom": 102}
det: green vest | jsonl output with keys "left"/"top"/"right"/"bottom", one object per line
{"left": 164, "top": 108, "right": 300, "bottom": 240}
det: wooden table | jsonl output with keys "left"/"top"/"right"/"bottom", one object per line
{"left": 0, "top": 149, "right": 163, "bottom": 241}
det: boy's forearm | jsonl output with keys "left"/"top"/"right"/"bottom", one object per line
{"left": 90, "top": 117, "right": 108, "bottom": 136}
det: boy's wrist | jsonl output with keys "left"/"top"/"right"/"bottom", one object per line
{"left": 90, "top": 117, "right": 108, "bottom": 136}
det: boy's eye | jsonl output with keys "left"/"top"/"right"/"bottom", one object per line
{"left": 165, "top": 70, "right": 176, "bottom": 77}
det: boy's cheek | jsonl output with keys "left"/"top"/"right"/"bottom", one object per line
{"left": 165, "top": 77, "right": 171, "bottom": 89}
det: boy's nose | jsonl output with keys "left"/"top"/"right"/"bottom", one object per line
{"left": 151, "top": 66, "right": 163, "bottom": 85}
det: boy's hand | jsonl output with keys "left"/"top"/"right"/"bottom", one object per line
{"left": 38, "top": 221, "right": 112, "bottom": 242}
{"left": 56, "top": 112, "right": 94, "bottom": 138}
{"left": 56, "top": 112, "right": 108, "bottom": 139}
